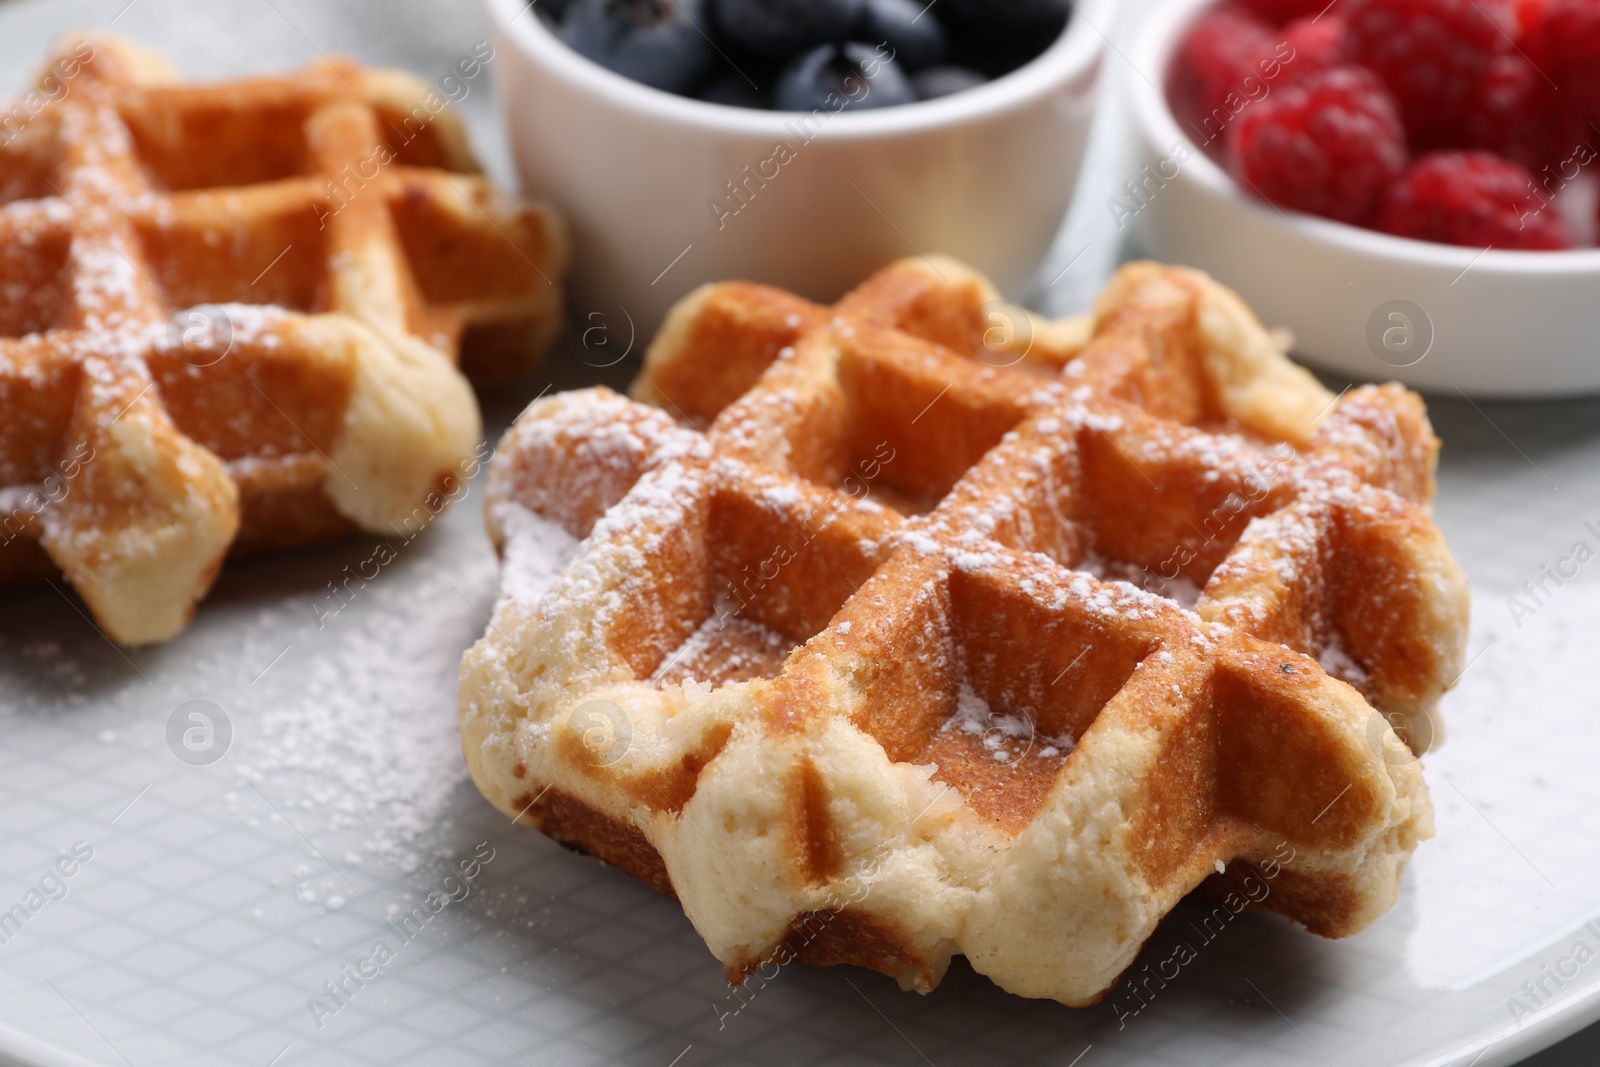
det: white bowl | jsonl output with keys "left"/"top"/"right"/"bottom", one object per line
{"left": 1127, "top": 0, "right": 1600, "bottom": 398}
{"left": 485, "top": 0, "right": 1114, "bottom": 334}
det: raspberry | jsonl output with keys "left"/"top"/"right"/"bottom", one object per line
{"left": 1235, "top": 0, "right": 1329, "bottom": 24}
{"left": 1464, "top": 54, "right": 1560, "bottom": 170}
{"left": 1167, "top": 9, "right": 1284, "bottom": 154}
{"left": 1377, "top": 151, "right": 1574, "bottom": 248}
{"left": 1345, "top": 0, "right": 1515, "bottom": 148}
{"left": 1525, "top": 0, "right": 1600, "bottom": 129}
{"left": 1228, "top": 65, "right": 1409, "bottom": 223}
{"left": 1278, "top": 14, "right": 1349, "bottom": 84}
{"left": 1513, "top": 0, "right": 1555, "bottom": 31}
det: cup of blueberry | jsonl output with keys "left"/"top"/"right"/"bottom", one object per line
{"left": 485, "top": 0, "right": 1113, "bottom": 334}
{"left": 542, "top": 0, "right": 1069, "bottom": 110}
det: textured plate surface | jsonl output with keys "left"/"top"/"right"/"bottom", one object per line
{"left": 2, "top": 1, "right": 1600, "bottom": 1065}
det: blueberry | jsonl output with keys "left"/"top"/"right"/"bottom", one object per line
{"left": 714, "top": 0, "right": 864, "bottom": 58}
{"left": 559, "top": 0, "right": 715, "bottom": 94}
{"left": 773, "top": 41, "right": 915, "bottom": 111}
{"left": 944, "top": 0, "right": 1069, "bottom": 32}
{"left": 539, "top": 0, "right": 577, "bottom": 21}
{"left": 945, "top": 3, "right": 1069, "bottom": 81}
{"left": 698, "top": 70, "right": 769, "bottom": 107}
{"left": 911, "top": 65, "right": 986, "bottom": 99}
{"left": 857, "top": 0, "right": 947, "bottom": 69}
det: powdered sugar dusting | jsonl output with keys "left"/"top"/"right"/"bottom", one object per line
{"left": 1079, "top": 551, "right": 1204, "bottom": 610}
{"left": 492, "top": 501, "right": 579, "bottom": 609}
{"left": 651, "top": 607, "right": 794, "bottom": 688}
{"left": 940, "top": 680, "right": 1076, "bottom": 764}
{"left": 1319, "top": 634, "right": 1371, "bottom": 689}
{"left": 230, "top": 560, "right": 489, "bottom": 872}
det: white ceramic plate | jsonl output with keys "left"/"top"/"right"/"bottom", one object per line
{"left": 2, "top": 2, "right": 1600, "bottom": 1066}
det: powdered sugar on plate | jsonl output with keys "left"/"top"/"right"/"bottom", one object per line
{"left": 228, "top": 554, "right": 495, "bottom": 874}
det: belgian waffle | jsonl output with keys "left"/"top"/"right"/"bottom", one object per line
{"left": 459, "top": 256, "right": 1469, "bottom": 1004}
{"left": 0, "top": 35, "right": 567, "bottom": 644}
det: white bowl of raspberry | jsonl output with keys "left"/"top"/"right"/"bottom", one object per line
{"left": 1127, "top": 0, "right": 1600, "bottom": 397}
{"left": 485, "top": 0, "right": 1113, "bottom": 336}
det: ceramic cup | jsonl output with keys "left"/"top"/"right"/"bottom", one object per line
{"left": 485, "top": 0, "right": 1116, "bottom": 337}
{"left": 1127, "top": 0, "right": 1600, "bottom": 397}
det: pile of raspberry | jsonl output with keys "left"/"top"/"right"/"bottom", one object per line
{"left": 1167, "top": 0, "right": 1600, "bottom": 250}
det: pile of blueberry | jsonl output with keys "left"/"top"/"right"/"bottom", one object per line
{"left": 540, "top": 0, "right": 1071, "bottom": 110}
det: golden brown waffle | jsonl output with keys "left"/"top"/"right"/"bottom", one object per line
{"left": 0, "top": 35, "right": 567, "bottom": 644}
{"left": 459, "top": 256, "right": 1469, "bottom": 1005}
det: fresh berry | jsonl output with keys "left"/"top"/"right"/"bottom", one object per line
{"left": 936, "top": 0, "right": 1070, "bottom": 82}
{"left": 1236, "top": 0, "right": 1330, "bottom": 26}
{"left": 943, "top": 0, "right": 1070, "bottom": 31}
{"left": 1524, "top": 0, "right": 1600, "bottom": 129}
{"left": 1344, "top": 0, "right": 1515, "bottom": 148}
{"left": 556, "top": 0, "right": 1069, "bottom": 106}
{"left": 858, "top": 0, "right": 948, "bottom": 69}
{"left": 1513, "top": 0, "right": 1555, "bottom": 31}
{"left": 560, "top": 0, "right": 715, "bottom": 93}
{"left": 1377, "top": 150, "right": 1573, "bottom": 247}
{"left": 911, "top": 65, "right": 987, "bottom": 99}
{"left": 714, "top": 0, "right": 864, "bottom": 57}
{"left": 1228, "top": 65, "right": 1409, "bottom": 223}
{"left": 541, "top": 0, "right": 579, "bottom": 22}
{"left": 1464, "top": 54, "right": 1560, "bottom": 169}
{"left": 1167, "top": 9, "right": 1282, "bottom": 152}
{"left": 1277, "top": 14, "right": 1348, "bottom": 83}
{"left": 698, "top": 70, "right": 769, "bottom": 107}
{"left": 773, "top": 42, "right": 915, "bottom": 110}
